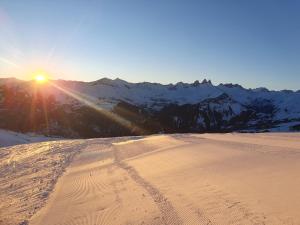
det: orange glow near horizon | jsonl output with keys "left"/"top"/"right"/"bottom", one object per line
{"left": 33, "top": 71, "right": 48, "bottom": 84}
{"left": 26, "top": 71, "right": 145, "bottom": 134}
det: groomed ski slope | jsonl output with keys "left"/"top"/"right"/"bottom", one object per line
{"left": 1, "top": 133, "right": 300, "bottom": 225}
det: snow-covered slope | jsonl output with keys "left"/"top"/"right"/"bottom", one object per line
{"left": 0, "top": 129, "right": 58, "bottom": 147}
{"left": 2, "top": 134, "right": 300, "bottom": 225}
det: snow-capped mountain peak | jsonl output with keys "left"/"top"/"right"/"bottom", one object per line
{"left": 0, "top": 77, "right": 299, "bottom": 137}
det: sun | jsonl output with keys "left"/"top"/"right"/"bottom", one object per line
{"left": 34, "top": 74, "right": 48, "bottom": 83}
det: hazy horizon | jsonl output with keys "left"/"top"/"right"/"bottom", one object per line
{"left": 1, "top": 0, "right": 299, "bottom": 90}
{"left": 1, "top": 75, "right": 300, "bottom": 92}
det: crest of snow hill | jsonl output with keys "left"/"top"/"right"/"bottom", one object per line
{"left": 0, "top": 77, "right": 299, "bottom": 138}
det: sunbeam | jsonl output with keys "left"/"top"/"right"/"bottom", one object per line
{"left": 49, "top": 81, "right": 145, "bottom": 134}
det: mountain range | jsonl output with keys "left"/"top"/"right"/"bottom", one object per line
{"left": 0, "top": 77, "right": 299, "bottom": 138}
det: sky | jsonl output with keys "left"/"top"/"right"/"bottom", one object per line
{"left": 0, "top": 0, "right": 299, "bottom": 90}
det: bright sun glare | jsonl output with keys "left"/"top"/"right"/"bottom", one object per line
{"left": 34, "top": 74, "right": 47, "bottom": 83}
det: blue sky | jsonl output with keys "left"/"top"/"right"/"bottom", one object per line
{"left": 0, "top": 0, "right": 299, "bottom": 90}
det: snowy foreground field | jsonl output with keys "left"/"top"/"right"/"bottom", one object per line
{"left": 1, "top": 133, "right": 300, "bottom": 225}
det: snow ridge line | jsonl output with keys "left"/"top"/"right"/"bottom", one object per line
{"left": 113, "top": 147, "right": 183, "bottom": 225}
